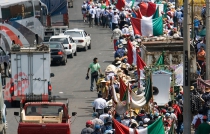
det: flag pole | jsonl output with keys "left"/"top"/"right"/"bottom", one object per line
{"left": 150, "top": 71, "right": 154, "bottom": 114}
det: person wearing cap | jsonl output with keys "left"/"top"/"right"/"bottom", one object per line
{"left": 114, "top": 44, "right": 126, "bottom": 58}
{"left": 81, "top": 120, "right": 94, "bottom": 134}
{"left": 122, "top": 24, "right": 129, "bottom": 35}
{"left": 202, "top": 87, "right": 210, "bottom": 119}
{"left": 96, "top": 74, "right": 105, "bottom": 92}
{"left": 111, "top": 25, "right": 122, "bottom": 50}
{"left": 93, "top": 93, "right": 107, "bottom": 116}
{"left": 91, "top": 124, "right": 102, "bottom": 134}
{"left": 91, "top": 112, "right": 104, "bottom": 129}
{"left": 197, "top": 115, "right": 210, "bottom": 134}
{"left": 101, "top": 117, "right": 113, "bottom": 133}
{"left": 99, "top": 108, "right": 112, "bottom": 123}
{"left": 87, "top": 58, "right": 101, "bottom": 92}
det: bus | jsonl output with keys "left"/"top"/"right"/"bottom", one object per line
{"left": 0, "top": 0, "right": 48, "bottom": 51}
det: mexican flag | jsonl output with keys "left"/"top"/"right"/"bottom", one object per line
{"left": 145, "top": 76, "right": 152, "bottom": 103}
{"left": 131, "top": 17, "right": 163, "bottom": 37}
{"left": 113, "top": 117, "right": 165, "bottom": 134}
{"left": 116, "top": 0, "right": 126, "bottom": 11}
{"left": 156, "top": 51, "right": 164, "bottom": 65}
{"left": 127, "top": 40, "right": 137, "bottom": 65}
{"left": 136, "top": 54, "right": 146, "bottom": 77}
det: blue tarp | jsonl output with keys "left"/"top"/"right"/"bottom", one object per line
{"left": 41, "top": 0, "right": 68, "bottom": 16}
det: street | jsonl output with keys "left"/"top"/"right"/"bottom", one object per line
{"left": 6, "top": 0, "right": 114, "bottom": 133}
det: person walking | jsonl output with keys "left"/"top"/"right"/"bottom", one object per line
{"left": 197, "top": 116, "right": 210, "bottom": 134}
{"left": 202, "top": 87, "right": 210, "bottom": 121}
{"left": 87, "top": 58, "right": 101, "bottom": 91}
{"left": 93, "top": 93, "right": 107, "bottom": 116}
{"left": 197, "top": 46, "right": 205, "bottom": 68}
{"left": 111, "top": 11, "right": 120, "bottom": 31}
{"left": 111, "top": 25, "right": 122, "bottom": 51}
{"left": 81, "top": 120, "right": 94, "bottom": 134}
{"left": 81, "top": 1, "right": 87, "bottom": 22}
{"left": 192, "top": 109, "right": 204, "bottom": 134}
{"left": 89, "top": 6, "right": 96, "bottom": 28}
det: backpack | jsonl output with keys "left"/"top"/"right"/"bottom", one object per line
{"left": 82, "top": 6, "right": 87, "bottom": 11}
{"left": 194, "top": 116, "right": 202, "bottom": 129}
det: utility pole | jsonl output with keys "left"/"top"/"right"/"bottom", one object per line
{"left": 183, "top": 0, "right": 191, "bottom": 133}
{"left": 206, "top": 0, "right": 210, "bottom": 79}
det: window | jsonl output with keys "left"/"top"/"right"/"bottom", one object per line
{"left": 34, "top": 1, "right": 41, "bottom": 17}
{"left": 70, "top": 37, "right": 74, "bottom": 43}
{"left": 0, "top": 48, "right": 5, "bottom": 56}
{"left": 50, "top": 38, "right": 69, "bottom": 44}
{"left": 64, "top": 31, "right": 83, "bottom": 37}
{"left": 26, "top": 105, "right": 63, "bottom": 116}
{"left": 1, "top": 1, "right": 34, "bottom": 22}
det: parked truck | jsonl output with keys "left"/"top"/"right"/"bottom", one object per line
{"left": 14, "top": 97, "right": 76, "bottom": 134}
{"left": 9, "top": 45, "right": 54, "bottom": 106}
{"left": 40, "top": 0, "right": 70, "bottom": 42}
{"left": 140, "top": 39, "right": 197, "bottom": 82}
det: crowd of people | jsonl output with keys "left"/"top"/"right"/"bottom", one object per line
{"left": 81, "top": 0, "right": 210, "bottom": 134}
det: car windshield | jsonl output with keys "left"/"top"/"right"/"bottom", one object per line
{"left": 26, "top": 105, "right": 63, "bottom": 116}
{"left": 64, "top": 31, "right": 83, "bottom": 37}
{"left": 50, "top": 38, "right": 68, "bottom": 44}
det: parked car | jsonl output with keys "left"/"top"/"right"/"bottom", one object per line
{"left": 64, "top": 29, "right": 91, "bottom": 51}
{"left": 49, "top": 34, "right": 77, "bottom": 58}
{"left": 43, "top": 42, "right": 67, "bottom": 65}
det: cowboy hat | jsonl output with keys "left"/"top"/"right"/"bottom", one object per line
{"left": 101, "top": 79, "right": 107, "bottom": 83}
{"left": 123, "top": 24, "right": 129, "bottom": 27}
{"left": 116, "top": 60, "right": 122, "bottom": 65}
{"left": 125, "top": 110, "right": 135, "bottom": 117}
{"left": 118, "top": 44, "right": 123, "bottom": 48}
{"left": 205, "top": 87, "right": 210, "bottom": 92}
{"left": 167, "top": 107, "right": 174, "bottom": 113}
{"left": 105, "top": 67, "right": 113, "bottom": 73}
{"left": 121, "top": 63, "right": 127, "bottom": 69}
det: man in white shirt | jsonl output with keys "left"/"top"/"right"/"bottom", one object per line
{"left": 122, "top": 24, "right": 129, "bottom": 35}
{"left": 81, "top": 1, "right": 87, "bottom": 22}
{"left": 93, "top": 93, "right": 107, "bottom": 115}
{"left": 95, "top": 6, "right": 101, "bottom": 26}
{"left": 89, "top": 6, "right": 96, "bottom": 27}
{"left": 99, "top": 108, "right": 112, "bottom": 123}
{"left": 111, "top": 25, "right": 122, "bottom": 50}
{"left": 192, "top": 109, "right": 204, "bottom": 132}
{"left": 91, "top": 112, "right": 104, "bottom": 128}
{"left": 111, "top": 11, "right": 120, "bottom": 31}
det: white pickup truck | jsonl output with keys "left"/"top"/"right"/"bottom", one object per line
{"left": 9, "top": 45, "right": 54, "bottom": 106}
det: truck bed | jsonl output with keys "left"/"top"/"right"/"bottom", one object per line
{"left": 18, "top": 123, "right": 70, "bottom": 134}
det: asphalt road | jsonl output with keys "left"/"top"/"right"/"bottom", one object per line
{"left": 6, "top": 0, "right": 114, "bottom": 134}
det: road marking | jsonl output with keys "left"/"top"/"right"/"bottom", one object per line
{"left": 59, "top": 92, "right": 63, "bottom": 94}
